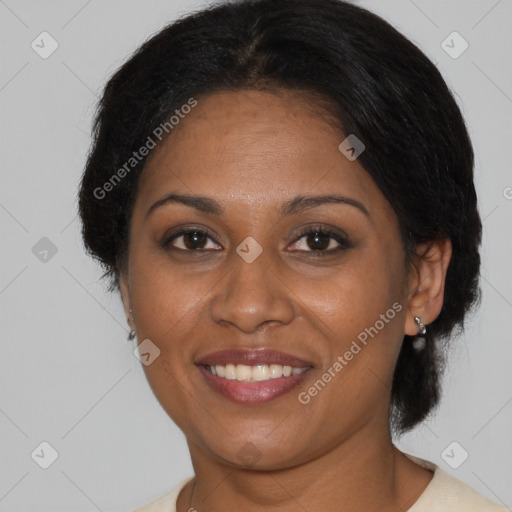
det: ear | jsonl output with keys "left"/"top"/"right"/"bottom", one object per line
{"left": 404, "top": 238, "right": 452, "bottom": 336}
{"left": 119, "top": 271, "right": 134, "bottom": 331}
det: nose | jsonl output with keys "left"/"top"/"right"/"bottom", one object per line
{"left": 210, "top": 249, "right": 295, "bottom": 333}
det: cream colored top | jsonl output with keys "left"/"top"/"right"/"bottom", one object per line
{"left": 134, "top": 454, "right": 509, "bottom": 512}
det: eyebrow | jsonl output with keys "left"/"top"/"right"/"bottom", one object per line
{"left": 145, "top": 192, "right": 369, "bottom": 219}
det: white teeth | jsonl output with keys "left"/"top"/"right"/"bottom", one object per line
{"left": 236, "top": 364, "right": 253, "bottom": 381}
{"left": 207, "top": 363, "right": 308, "bottom": 381}
{"left": 225, "top": 364, "right": 237, "bottom": 380}
{"left": 252, "top": 364, "right": 270, "bottom": 381}
{"left": 269, "top": 364, "right": 283, "bottom": 378}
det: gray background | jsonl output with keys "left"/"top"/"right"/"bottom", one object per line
{"left": 1, "top": 0, "right": 511, "bottom": 510}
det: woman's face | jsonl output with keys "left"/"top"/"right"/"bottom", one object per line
{"left": 121, "top": 89, "right": 413, "bottom": 469}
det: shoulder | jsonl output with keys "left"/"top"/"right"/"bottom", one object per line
{"left": 404, "top": 453, "right": 509, "bottom": 512}
{"left": 133, "top": 476, "right": 194, "bottom": 512}
{"left": 412, "top": 468, "right": 509, "bottom": 511}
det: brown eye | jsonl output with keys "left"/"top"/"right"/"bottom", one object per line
{"left": 165, "top": 228, "right": 220, "bottom": 251}
{"left": 305, "top": 231, "right": 331, "bottom": 251}
{"left": 289, "top": 226, "right": 350, "bottom": 255}
{"left": 182, "top": 231, "right": 208, "bottom": 249}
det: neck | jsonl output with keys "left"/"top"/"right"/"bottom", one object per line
{"left": 177, "top": 424, "right": 433, "bottom": 512}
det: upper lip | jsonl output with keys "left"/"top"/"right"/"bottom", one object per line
{"left": 195, "top": 348, "right": 314, "bottom": 368}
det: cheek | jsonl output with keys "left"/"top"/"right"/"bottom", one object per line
{"left": 295, "top": 258, "right": 405, "bottom": 425}
{"left": 301, "top": 248, "right": 403, "bottom": 337}
{"left": 297, "top": 246, "right": 406, "bottom": 401}
{"left": 128, "top": 258, "right": 211, "bottom": 428}
{"left": 127, "top": 251, "right": 213, "bottom": 390}
{"left": 129, "top": 246, "right": 213, "bottom": 337}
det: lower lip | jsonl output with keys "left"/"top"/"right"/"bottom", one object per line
{"left": 197, "top": 365, "right": 311, "bottom": 404}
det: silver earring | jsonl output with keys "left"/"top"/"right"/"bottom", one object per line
{"left": 127, "top": 307, "right": 136, "bottom": 340}
{"left": 412, "top": 316, "right": 426, "bottom": 351}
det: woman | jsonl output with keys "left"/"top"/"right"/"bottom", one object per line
{"left": 78, "top": 0, "right": 507, "bottom": 510}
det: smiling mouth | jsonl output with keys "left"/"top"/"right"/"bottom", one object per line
{"left": 203, "top": 363, "right": 309, "bottom": 381}
{"left": 197, "top": 363, "right": 313, "bottom": 404}
{"left": 195, "top": 348, "right": 315, "bottom": 404}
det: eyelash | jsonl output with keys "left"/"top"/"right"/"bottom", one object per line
{"left": 163, "top": 225, "right": 350, "bottom": 255}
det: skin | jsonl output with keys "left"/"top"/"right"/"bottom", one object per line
{"left": 119, "top": 89, "right": 452, "bottom": 512}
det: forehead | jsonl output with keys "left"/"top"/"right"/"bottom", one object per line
{"left": 136, "top": 89, "right": 386, "bottom": 217}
